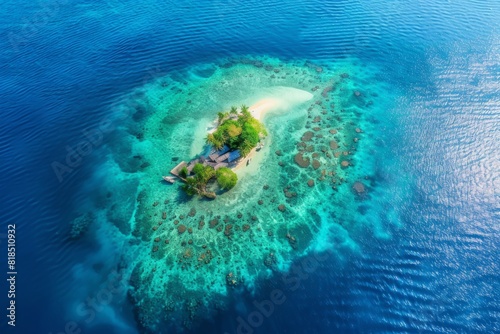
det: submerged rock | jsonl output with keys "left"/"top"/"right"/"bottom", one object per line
{"left": 312, "top": 159, "right": 321, "bottom": 170}
{"left": 264, "top": 252, "right": 277, "bottom": 267}
{"left": 307, "top": 179, "right": 315, "bottom": 187}
{"left": 209, "top": 219, "right": 219, "bottom": 228}
{"left": 353, "top": 181, "right": 366, "bottom": 194}
{"left": 301, "top": 131, "right": 314, "bottom": 141}
{"left": 322, "top": 86, "right": 333, "bottom": 97}
{"left": 226, "top": 272, "right": 238, "bottom": 286}
{"left": 224, "top": 224, "right": 233, "bottom": 238}
{"left": 278, "top": 204, "right": 286, "bottom": 212}
{"left": 178, "top": 225, "right": 187, "bottom": 234}
{"left": 286, "top": 233, "right": 298, "bottom": 249}
{"left": 294, "top": 153, "right": 310, "bottom": 168}
{"left": 69, "top": 212, "right": 94, "bottom": 239}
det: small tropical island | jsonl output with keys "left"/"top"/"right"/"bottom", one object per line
{"left": 167, "top": 105, "right": 267, "bottom": 199}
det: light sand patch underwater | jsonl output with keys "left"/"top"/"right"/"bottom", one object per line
{"left": 79, "top": 56, "right": 406, "bottom": 332}
{"left": 248, "top": 86, "right": 314, "bottom": 120}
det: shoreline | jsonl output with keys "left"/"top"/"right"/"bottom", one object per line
{"left": 234, "top": 90, "right": 312, "bottom": 172}
{"left": 231, "top": 99, "right": 276, "bottom": 172}
{"left": 248, "top": 98, "right": 280, "bottom": 121}
{"left": 195, "top": 87, "right": 314, "bottom": 176}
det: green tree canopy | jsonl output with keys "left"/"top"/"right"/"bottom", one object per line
{"left": 216, "top": 167, "right": 238, "bottom": 190}
{"left": 179, "top": 166, "right": 188, "bottom": 178}
{"left": 207, "top": 106, "right": 266, "bottom": 157}
{"left": 181, "top": 164, "right": 216, "bottom": 198}
{"left": 182, "top": 177, "right": 199, "bottom": 196}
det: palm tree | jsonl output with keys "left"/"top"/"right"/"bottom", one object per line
{"left": 213, "top": 132, "right": 226, "bottom": 149}
{"left": 229, "top": 106, "right": 238, "bottom": 115}
{"left": 240, "top": 139, "right": 254, "bottom": 157}
{"left": 240, "top": 104, "right": 251, "bottom": 120}
{"left": 206, "top": 133, "right": 224, "bottom": 150}
{"left": 206, "top": 133, "right": 215, "bottom": 145}
{"left": 217, "top": 112, "right": 226, "bottom": 124}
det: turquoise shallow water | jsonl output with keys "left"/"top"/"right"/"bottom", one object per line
{"left": 0, "top": 0, "right": 499, "bottom": 333}
{"left": 76, "top": 56, "right": 407, "bottom": 331}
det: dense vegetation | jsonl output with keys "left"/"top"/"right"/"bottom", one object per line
{"left": 181, "top": 105, "right": 264, "bottom": 199}
{"left": 215, "top": 167, "right": 238, "bottom": 190}
{"left": 182, "top": 163, "right": 216, "bottom": 198}
{"left": 182, "top": 163, "right": 238, "bottom": 198}
{"left": 206, "top": 105, "right": 267, "bottom": 157}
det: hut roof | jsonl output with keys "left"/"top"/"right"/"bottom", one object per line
{"left": 228, "top": 150, "right": 241, "bottom": 162}
{"left": 205, "top": 161, "right": 217, "bottom": 167}
{"left": 218, "top": 145, "right": 230, "bottom": 155}
{"left": 209, "top": 145, "right": 230, "bottom": 161}
{"left": 214, "top": 162, "right": 229, "bottom": 170}
{"left": 216, "top": 152, "right": 230, "bottom": 162}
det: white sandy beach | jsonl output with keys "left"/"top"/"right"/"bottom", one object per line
{"left": 248, "top": 86, "right": 314, "bottom": 121}
{"left": 233, "top": 86, "right": 313, "bottom": 174}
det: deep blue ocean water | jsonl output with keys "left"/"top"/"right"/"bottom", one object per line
{"left": 1, "top": 0, "right": 499, "bottom": 333}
